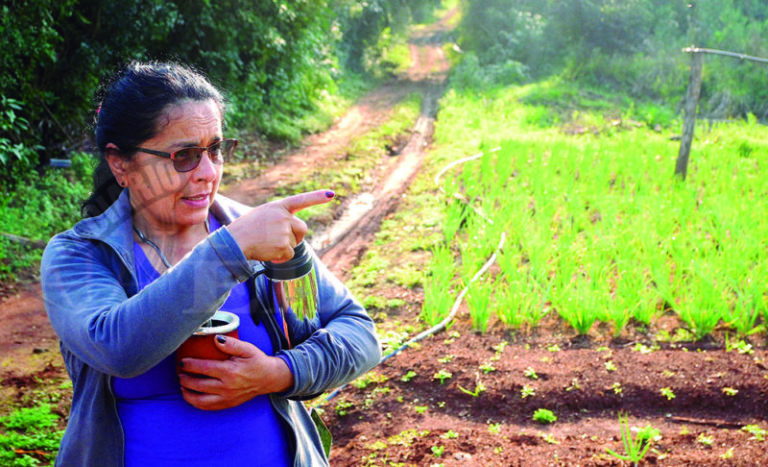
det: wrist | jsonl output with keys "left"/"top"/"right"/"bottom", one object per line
{"left": 269, "top": 355, "right": 295, "bottom": 394}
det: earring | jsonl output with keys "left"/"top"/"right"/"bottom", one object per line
{"left": 118, "top": 180, "right": 127, "bottom": 188}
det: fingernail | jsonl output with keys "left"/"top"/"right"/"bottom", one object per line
{"left": 216, "top": 335, "right": 227, "bottom": 344}
{"left": 325, "top": 191, "right": 335, "bottom": 199}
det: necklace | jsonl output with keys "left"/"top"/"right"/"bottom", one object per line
{"left": 133, "top": 218, "right": 210, "bottom": 270}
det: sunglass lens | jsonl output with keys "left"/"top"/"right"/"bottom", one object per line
{"left": 173, "top": 148, "right": 203, "bottom": 172}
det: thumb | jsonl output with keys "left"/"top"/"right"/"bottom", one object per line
{"left": 214, "top": 335, "right": 256, "bottom": 358}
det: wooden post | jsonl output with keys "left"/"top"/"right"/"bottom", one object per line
{"left": 675, "top": 51, "right": 703, "bottom": 180}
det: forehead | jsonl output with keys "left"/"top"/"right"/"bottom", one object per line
{"left": 155, "top": 99, "right": 222, "bottom": 141}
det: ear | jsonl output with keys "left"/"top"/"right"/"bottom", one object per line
{"left": 105, "top": 143, "right": 131, "bottom": 183}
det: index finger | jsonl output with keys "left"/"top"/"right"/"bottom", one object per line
{"left": 277, "top": 189, "right": 335, "bottom": 214}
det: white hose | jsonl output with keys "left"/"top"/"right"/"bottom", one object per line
{"left": 323, "top": 147, "right": 505, "bottom": 403}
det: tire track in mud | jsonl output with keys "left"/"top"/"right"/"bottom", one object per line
{"left": 307, "top": 17, "right": 453, "bottom": 279}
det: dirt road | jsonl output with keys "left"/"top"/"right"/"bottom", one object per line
{"left": 0, "top": 10, "right": 454, "bottom": 406}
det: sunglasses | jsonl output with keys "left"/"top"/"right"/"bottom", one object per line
{"left": 131, "top": 138, "right": 238, "bottom": 173}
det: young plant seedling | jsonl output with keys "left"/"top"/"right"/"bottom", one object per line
{"left": 479, "top": 362, "right": 496, "bottom": 374}
{"left": 440, "top": 430, "right": 459, "bottom": 439}
{"left": 697, "top": 433, "right": 714, "bottom": 446}
{"left": 722, "top": 387, "right": 738, "bottom": 396}
{"left": 524, "top": 367, "right": 539, "bottom": 379}
{"left": 660, "top": 387, "right": 676, "bottom": 400}
{"left": 431, "top": 445, "right": 445, "bottom": 458}
{"left": 532, "top": 408, "right": 557, "bottom": 424}
{"left": 605, "top": 412, "right": 660, "bottom": 466}
{"left": 540, "top": 433, "right": 559, "bottom": 444}
{"left": 565, "top": 378, "right": 581, "bottom": 392}
{"left": 521, "top": 385, "right": 536, "bottom": 399}
{"left": 401, "top": 370, "right": 417, "bottom": 382}
{"left": 433, "top": 369, "right": 453, "bottom": 384}
{"left": 742, "top": 424, "right": 767, "bottom": 441}
{"left": 458, "top": 374, "right": 486, "bottom": 397}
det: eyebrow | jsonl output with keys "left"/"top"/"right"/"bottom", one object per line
{"left": 173, "top": 136, "right": 223, "bottom": 149}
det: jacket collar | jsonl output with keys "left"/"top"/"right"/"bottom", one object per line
{"left": 71, "top": 189, "right": 249, "bottom": 270}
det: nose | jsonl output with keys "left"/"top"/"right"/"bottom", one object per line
{"left": 192, "top": 151, "right": 218, "bottom": 182}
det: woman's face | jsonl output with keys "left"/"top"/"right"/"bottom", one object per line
{"left": 117, "top": 99, "right": 224, "bottom": 233}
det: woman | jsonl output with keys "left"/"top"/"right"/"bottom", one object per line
{"left": 41, "top": 61, "right": 381, "bottom": 466}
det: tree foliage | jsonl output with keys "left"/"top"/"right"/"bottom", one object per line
{"left": 457, "top": 0, "right": 768, "bottom": 118}
{"left": 0, "top": 0, "right": 438, "bottom": 186}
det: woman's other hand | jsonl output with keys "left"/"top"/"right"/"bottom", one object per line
{"left": 227, "top": 189, "right": 334, "bottom": 263}
{"left": 178, "top": 336, "right": 294, "bottom": 410}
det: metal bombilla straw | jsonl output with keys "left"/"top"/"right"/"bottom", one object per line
{"left": 261, "top": 241, "right": 319, "bottom": 321}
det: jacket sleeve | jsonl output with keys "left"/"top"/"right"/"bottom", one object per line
{"left": 277, "top": 259, "right": 382, "bottom": 398}
{"left": 41, "top": 228, "right": 253, "bottom": 378}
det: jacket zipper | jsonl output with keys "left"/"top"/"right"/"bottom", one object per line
{"left": 106, "top": 375, "right": 126, "bottom": 467}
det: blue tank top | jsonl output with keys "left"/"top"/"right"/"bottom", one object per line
{"left": 112, "top": 216, "right": 292, "bottom": 467}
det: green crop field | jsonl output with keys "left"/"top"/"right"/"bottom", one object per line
{"left": 423, "top": 81, "right": 768, "bottom": 340}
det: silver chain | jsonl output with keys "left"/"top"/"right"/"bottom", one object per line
{"left": 133, "top": 218, "right": 210, "bottom": 270}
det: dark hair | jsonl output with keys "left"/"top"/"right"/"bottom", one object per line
{"left": 81, "top": 61, "right": 225, "bottom": 218}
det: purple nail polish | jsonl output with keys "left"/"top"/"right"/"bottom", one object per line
{"left": 216, "top": 335, "right": 227, "bottom": 344}
{"left": 325, "top": 191, "right": 335, "bottom": 198}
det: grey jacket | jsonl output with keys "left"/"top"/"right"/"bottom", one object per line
{"left": 41, "top": 190, "right": 381, "bottom": 466}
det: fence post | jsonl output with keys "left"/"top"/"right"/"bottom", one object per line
{"left": 675, "top": 50, "right": 703, "bottom": 180}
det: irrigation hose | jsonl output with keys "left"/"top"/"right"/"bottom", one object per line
{"left": 321, "top": 147, "right": 505, "bottom": 404}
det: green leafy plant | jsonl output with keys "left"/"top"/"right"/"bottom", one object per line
{"left": 540, "top": 433, "right": 559, "bottom": 444}
{"left": 565, "top": 378, "right": 582, "bottom": 392}
{"left": 532, "top": 408, "right": 557, "bottom": 424}
{"left": 520, "top": 385, "right": 536, "bottom": 399}
{"left": 335, "top": 399, "right": 354, "bottom": 417}
{"left": 431, "top": 445, "right": 445, "bottom": 457}
{"left": 660, "top": 387, "right": 676, "bottom": 400}
{"left": 457, "top": 374, "right": 486, "bottom": 397}
{"left": 524, "top": 367, "right": 539, "bottom": 380}
{"left": 437, "top": 354, "right": 454, "bottom": 364}
{"left": 440, "top": 430, "right": 459, "bottom": 440}
{"left": 0, "top": 403, "right": 64, "bottom": 467}
{"left": 697, "top": 433, "right": 714, "bottom": 446}
{"left": 605, "top": 413, "right": 660, "bottom": 466}
{"left": 479, "top": 362, "right": 496, "bottom": 374}
{"left": 352, "top": 372, "right": 389, "bottom": 389}
{"left": 742, "top": 424, "right": 767, "bottom": 441}
{"left": 433, "top": 370, "right": 453, "bottom": 384}
{"left": 400, "top": 370, "right": 417, "bottom": 383}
